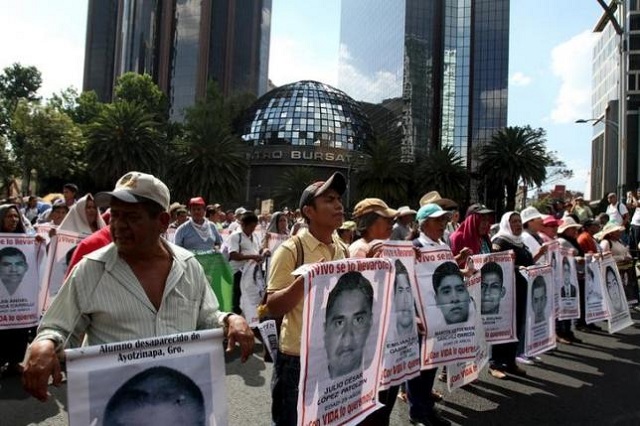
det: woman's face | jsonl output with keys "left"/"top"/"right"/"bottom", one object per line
{"left": 508, "top": 214, "right": 523, "bottom": 236}
{"left": 369, "top": 215, "right": 394, "bottom": 240}
{"left": 85, "top": 199, "right": 98, "bottom": 223}
{"left": 2, "top": 208, "right": 20, "bottom": 232}
{"left": 478, "top": 214, "right": 491, "bottom": 235}
{"left": 277, "top": 215, "right": 288, "bottom": 234}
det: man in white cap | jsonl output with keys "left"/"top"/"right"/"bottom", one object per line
{"left": 390, "top": 205, "right": 416, "bottom": 241}
{"left": 227, "top": 207, "right": 247, "bottom": 233}
{"left": 520, "top": 206, "right": 548, "bottom": 264}
{"left": 22, "top": 172, "right": 254, "bottom": 402}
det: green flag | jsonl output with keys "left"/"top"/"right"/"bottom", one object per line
{"left": 195, "top": 252, "right": 234, "bottom": 312}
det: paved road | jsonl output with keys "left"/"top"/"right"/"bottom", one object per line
{"left": 2, "top": 312, "right": 639, "bottom": 425}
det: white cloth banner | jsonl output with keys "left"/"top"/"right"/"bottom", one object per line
{"left": 472, "top": 251, "right": 517, "bottom": 344}
{"left": 65, "top": 329, "right": 228, "bottom": 426}
{"left": 558, "top": 248, "right": 581, "bottom": 320}
{"left": 298, "top": 258, "right": 393, "bottom": 426}
{"left": 600, "top": 255, "right": 634, "bottom": 333}
{"left": 414, "top": 247, "right": 480, "bottom": 369}
{"left": 524, "top": 264, "right": 556, "bottom": 357}
{"left": 584, "top": 254, "right": 608, "bottom": 323}
{"left": 379, "top": 241, "right": 420, "bottom": 390}
{"left": 0, "top": 234, "right": 44, "bottom": 329}
{"left": 40, "top": 230, "right": 83, "bottom": 312}
{"left": 239, "top": 260, "right": 266, "bottom": 327}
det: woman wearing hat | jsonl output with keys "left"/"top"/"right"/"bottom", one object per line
{"left": 598, "top": 222, "right": 632, "bottom": 262}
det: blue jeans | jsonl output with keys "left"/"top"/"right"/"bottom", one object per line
{"left": 271, "top": 351, "right": 300, "bottom": 426}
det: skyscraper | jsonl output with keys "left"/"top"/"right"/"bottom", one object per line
{"left": 83, "top": 0, "right": 272, "bottom": 121}
{"left": 338, "top": 0, "right": 509, "bottom": 200}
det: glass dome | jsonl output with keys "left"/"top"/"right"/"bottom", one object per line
{"left": 241, "top": 80, "right": 372, "bottom": 151}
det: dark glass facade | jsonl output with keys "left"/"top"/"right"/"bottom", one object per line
{"left": 83, "top": 0, "right": 271, "bottom": 122}
{"left": 338, "top": 0, "right": 509, "bottom": 199}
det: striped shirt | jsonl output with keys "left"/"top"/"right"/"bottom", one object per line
{"left": 36, "top": 241, "right": 227, "bottom": 350}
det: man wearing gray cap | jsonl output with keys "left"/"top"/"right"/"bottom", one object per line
{"left": 22, "top": 172, "right": 254, "bottom": 402}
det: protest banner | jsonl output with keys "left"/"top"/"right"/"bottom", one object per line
{"left": 584, "top": 254, "right": 608, "bottom": 323}
{"left": 557, "top": 248, "right": 580, "bottom": 320}
{"left": 545, "top": 240, "right": 561, "bottom": 315}
{"left": 298, "top": 258, "right": 393, "bottom": 426}
{"left": 379, "top": 241, "right": 421, "bottom": 390}
{"left": 524, "top": 264, "right": 556, "bottom": 357}
{"left": 471, "top": 251, "right": 517, "bottom": 344}
{"left": 617, "top": 260, "right": 639, "bottom": 306}
{"left": 65, "top": 329, "right": 227, "bottom": 426}
{"left": 34, "top": 223, "right": 52, "bottom": 244}
{"left": 446, "top": 262, "right": 488, "bottom": 391}
{"left": 600, "top": 255, "right": 633, "bottom": 334}
{"left": 264, "top": 232, "right": 290, "bottom": 277}
{"left": 0, "top": 234, "right": 44, "bottom": 330}
{"left": 414, "top": 247, "right": 479, "bottom": 369}
{"left": 257, "top": 319, "right": 279, "bottom": 363}
{"left": 194, "top": 252, "right": 234, "bottom": 312}
{"left": 40, "top": 230, "right": 83, "bottom": 312}
{"left": 239, "top": 260, "right": 266, "bottom": 327}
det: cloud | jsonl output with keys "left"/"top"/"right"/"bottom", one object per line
{"left": 268, "top": 34, "right": 338, "bottom": 87}
{"left": 549, "top": 30, "right": 595, "bottom": 123}
{"left": 510, "top": 72, "right": 532, "bottom": 86}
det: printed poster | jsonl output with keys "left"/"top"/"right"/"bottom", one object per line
{"left": 584, "top": 254, "right": 608, "bottom": 324}
{"left": 617, "top": 260, "right": 639, "bottom": 306}
{"left": 379, "top": 241, "right": 420, "bottom": 389}
{"left": 414, "top": 247, "right": 479, "bottom": 369}
{"left": 558, "top": 248, "right": 580, "bottom": 320}
{"left": 600, "top": 255, "right": 633, "bottom": 334}
{"left": 40, "top": 230, "right": 83, "bottom": 312}
{"left": 524, "top": 264, "right": 556, "bottom": 357}
{"left": 298, "top": 258, "right": 393, "bottom": 426}
{"left": 257, "top": 319, "right": 279, "bottom": 363}
{"left": 239, "top": 260, "right": 266, "bottom": 327}
{"left": 0, "top": 234, "right": 44, "bottom": 329}
{"left": 65, "top": 329, "right": 228, "bottom": 426}
{"left": 546, "top": 240, "right": 561, "bottom": 316}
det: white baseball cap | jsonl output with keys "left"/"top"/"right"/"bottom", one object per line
{"left": 95, "top": 172, "right": 170, "bottom": 211}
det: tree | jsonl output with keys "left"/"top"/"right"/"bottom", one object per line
{"left": 0, "top": 138, "right": 18, "bottom": 196}
{"left": 114, "top": 72, "right": 168, "bottom": 121}
{"left": 414, "top": 145, "right": 468, "bottom": 204}
{"left": 0, "top": 63, "right": 42, "bottom": 137}
{"left": 272, "top": 167, "right": 316, "bottom": 209}
{"left": 355, "top": 138, "right": 411, "bottom": 208}
{"left": 168, "top": 83, "right": 248, "bottom": 203}
{"left": 478, "top": 126, "right": 553, "bottom": 212}
{"left": 11, "top": 100, "right": 86, "bottom": 190}
{"left": 86, "top": 101, "right": 164, "bottom": 188}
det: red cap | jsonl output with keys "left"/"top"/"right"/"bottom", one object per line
{"left": 189, "top": 197, "right": 206, "bottom": 206}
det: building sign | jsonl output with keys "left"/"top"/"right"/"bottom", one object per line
{"left": 248, "top": 146, "right": 354, "bottom": 166}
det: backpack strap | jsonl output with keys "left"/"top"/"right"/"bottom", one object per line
{"left": 293, "top": 235, "right": 304, "bottom": 269}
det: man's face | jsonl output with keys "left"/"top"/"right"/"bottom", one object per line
{"left": 608, "top": 194, "right": 617, "bottom": 205}
{"left": 226, "top": 212, "right": 234, "bottom": 222}
{"left": 242, "top": 222, "right": 257, "bottom": 235}
{"left": 435, "top": 274, "right": 470, "bottom": 324}
{"left": 305, "top": 189, "right": 344, "bottom": 231}
{"left": 606, "top": 270, "right": 623, "bottom": 311}
{"left": 481, "top": 271, "right": 504, "bottom": 314}
{"left": 107, "top": 401, "right": 204, "bottom": 426}
{"left": 0, "top": 254, "right": 28, "bottom": 289}
{"left": 563, "top": 262, "right": 571, "bottom": 286}
{"left": 324, "top": 289, "right": 372, "bottom": 378}
{"left": 369, "top": 215, "right": 394, "bottom": 240}
{"left": 190, "top": 205, "right": 205, "bottom": 222}
{"left": 62, "top": 188, "right": 75, "bottom": 202}
{"left": 532, "top": 286, "right": 547, "bottom": 321}
{"left": 422, "top": 215, "right": 449, "bottom": 240}
{"left": 394, "top": 273, "right": 414, "bottom": 332}
{"left": 110, "top": 200, "right": 169, "bottom": 257}
{"left": 176, "top": 211, "right": 188, "bottom": 225}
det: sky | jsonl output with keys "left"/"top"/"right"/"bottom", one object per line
{"left": 0, "top": 1, "right": 606, "bottom": 195}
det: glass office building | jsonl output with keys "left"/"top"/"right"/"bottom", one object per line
{"left": 83, "top": 0, "right": 271, "bottom": 121}
{"left": 338, "top": 0, "right": 509, "bottom": 198}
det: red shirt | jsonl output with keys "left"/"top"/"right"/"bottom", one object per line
{"left": 66, "top": 226, "right": 113, "bottom": 276}
{"left": 577, "top": 230, "right": 598, "bottom": 254}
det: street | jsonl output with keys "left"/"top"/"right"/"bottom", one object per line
{"left": 2, "top": 312, "right": 639, "bottom": 426}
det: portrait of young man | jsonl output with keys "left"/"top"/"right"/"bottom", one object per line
{"left": 531, "top": 276, "right": 548, "bottom": 324}
{"left": 393, "top": 259, "right": 416, "bottom": 337}
{"left": 605, "top": 266, "right": 625, "bottom": 314}
{"left": 0, "top": 247, "right": 29, "bottom": 298}
{"left": 432, "top": 261, "right": 470, "bottom": 325}
{"left": 560, "top": 257, "right": 577, "bottom": 298}
{"left": 480, "top": 262, "right": 506, "bottom": 315}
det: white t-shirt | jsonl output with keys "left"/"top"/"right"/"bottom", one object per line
{"left": 606, "top": 202, "right": 628, "bottom": 226}
{"left": 228, "top": 230, "right": 261, "bottom": 273}
{"left": 631, "top": 207, "right": 640, "bottom": 226}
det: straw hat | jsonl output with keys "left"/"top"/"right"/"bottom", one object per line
{"left": 557, "top": 216, "right": 582, "bottom": 234}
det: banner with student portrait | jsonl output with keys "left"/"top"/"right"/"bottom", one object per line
{"left": 600, "top": 255, "right": 633, "bottom": 334}
{"left": 379, "top": 241, "right": 421, "bottom": 390}
{"left": 557, "top": 248, "right": 580, "bottom": 320}
{"left": 470, "top": 251, "right": 517, "bottom": 344}
{"left": 545, "top": 240, "right": 561, "bottom": 316}
{"left": 584, "top": 254, "right": 608, "bottom": 323}
{"left": 298, "top": 258, "right": 393, "bottom": 426}
{"left": 446, "top": 269, "right": 488, "bottom": 391}
{"left": 65, "top": 329, "right": 228, "bottom": 426}
{"left": 40, "top": 230, "right": 83, "bottom": 312}
{"left": 616, "top": 260, "right": 639, "bottom": 306}
{"left": 414, "top": 247, "right": 479, "bottom": 369}
{"left": 0, "top": 234, "right": 44, "bottom": 330}
{"left": 239, "top": 260, "right": 266, "bottom": 327}
{"left": 34, "top": 223, "right": 53, "bottom": 244}
{"left": 524, "top": 265, "right": 556, "bottom": 357}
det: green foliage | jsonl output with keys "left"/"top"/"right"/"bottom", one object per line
{"left": 355, "top": 138, "right": 411, "bottom": 207}
{"left": 114, "top": 72, "right": 168, "bottom": 120}
{"left": 272, "top": 167, "right": 316, "bottom": 209}
{"left": 0, "top": 63, "right": 42, "bottom": 142}
{"left": 86, "top": 101, "right": 164, "bottom": 188}
{"left": 414, "top": 145, "right": 468, "bottom": 204}
{"left": 478, "top": 126, "right": 554, "bottom": 212}
{"left": 11, "top": 100, "right": 86, "bottom": 183}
